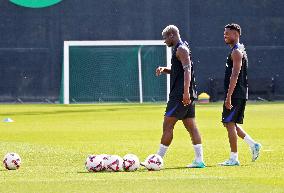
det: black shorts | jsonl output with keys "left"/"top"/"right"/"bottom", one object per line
{"left": 222, "top": 99, "right": 246, "bottom": 124}
{"left": 165, "top": 98, "right": 195, "bottom": 120}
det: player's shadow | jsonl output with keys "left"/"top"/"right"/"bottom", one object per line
{"left": 165, "top": 164, "right": 250, "bottom": 169}
{"left": 158, "top": 166, "right": 211, "bottom": 171}
{"left": 146, "top": 166, "right": 186, "bottom": 171}
{"left": 138, "top": 164, "right": 249, "bottom": 171}
{"left": 77, "top": 164, "right": 249, "bottom": 174}
{"left": 136, "top": 166, "right": 204, "bottom": 172}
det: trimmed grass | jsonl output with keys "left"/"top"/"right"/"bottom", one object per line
{"left": 0, "top": 102, "right": 283, "bottom": 193}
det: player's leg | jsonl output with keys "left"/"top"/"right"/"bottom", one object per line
{"left": 154, "top": 98, "right": 181, "bottom": 158}
{"left": 220, "top": 99, "right": 241, "bottom": 166}
{"left": 226, "top": 122, "right": 238, "bottom": 153}
{"left": 234, "top": 100, "right": 248, "bottom": 139}
{"left": 235, "top": 100, "right": 262, "bottom": 161}
{"left": 180, "top": 102, "right": 205, "bottom": 168}
{"left": 236, "top": 124, "right": 261, "bottom": 161}
{"left": 235, "top": 124, "right": 246, "bottom": 138}
{"left": 156, "top": 116, "right": 178, "bottom": 157}
{"left": 182, "top": 117, "right": 201, "bottom": 145}
{"left": 183, "top": 117, "right": 205, "bottom": 168}
{"left": 226, "top": 122, "right": 239, "bottom": 162}
{"left": 219, "top": 122, "right": 240, "bottom": 166}
{"left": 140, "top": 116, "right": 177, "bottom": 167}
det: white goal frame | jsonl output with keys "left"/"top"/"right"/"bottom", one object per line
{"left": 63, "top": 40, "right": 172, "bottom": 104}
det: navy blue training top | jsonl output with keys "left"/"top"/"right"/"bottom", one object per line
{"left": 169, "top": 41, "right": 197, "bottom": 99}
{"left": 224, "top": 43, "right": 248, "bottom": 99}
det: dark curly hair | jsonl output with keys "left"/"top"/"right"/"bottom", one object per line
{"left": 225, "top": 23, "right": 241, "bottom": 36}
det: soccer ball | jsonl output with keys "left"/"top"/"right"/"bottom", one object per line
{"left": 99, "top": 154, "right": 111, "bottom": 170}
{"left": 85, "top": 155, "right": 104, "bottom": 172}
{"left": 104, "top": 155, "right": 123, "bottom": 172}
{"left": 123, "top": 154, "right": 140, "bottom": 172}
{"left": 144, "top": 154, "right": 163, "bottom": 171}
{"left": 3, "top": 152, "right": 21, "bottom": 170}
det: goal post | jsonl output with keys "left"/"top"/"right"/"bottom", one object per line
{"left": 62, "top": 40, "right": 172, "bottom": 104}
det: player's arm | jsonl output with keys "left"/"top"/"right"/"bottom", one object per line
{"left": 155, "top": 66, "right": 171, "bottom": 76}
{"left": 225, "top": 49, "right": 242, "bottom": 109}
{"left": 176, "top": 45, "right": 191, "bottom": 106}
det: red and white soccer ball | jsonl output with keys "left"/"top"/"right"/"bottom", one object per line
{"left": 3, "top": 152, "right": 21, "bottom": 170}
{"left": 85, "top": 155, "right": 104, "bottom": 172}
{"left": 104, "top": 155, "right": 124, "bottom": 172}
{"left": 145, "top": 154, "right": 164, "bottom": 171}
{"left": 99, "top": 154, "right": 111, "bottom": 170}
{"left": 123, "top": 154, "right": 140, "bottom": 172}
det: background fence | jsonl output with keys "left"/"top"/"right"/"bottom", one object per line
{"left": 0, "top": 0, "right": 283, "bottom": 102}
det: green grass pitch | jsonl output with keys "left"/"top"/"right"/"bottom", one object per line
{"left": 0, "top": 102, "right": 283, "bottom": 193}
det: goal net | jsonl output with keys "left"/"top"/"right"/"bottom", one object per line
{"left": 61, "top": 41, "right": 171, "bottom": 104}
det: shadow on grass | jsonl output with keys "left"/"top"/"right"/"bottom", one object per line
{"left": 76, "top": 166, "right": 207, "bottom": 174}
{"left": 77, "top": 164, "right": 250, "bottom": 174}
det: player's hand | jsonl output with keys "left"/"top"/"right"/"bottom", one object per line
{"left": 182, "top": 92, "right": 191, "bottom": 106}
{"left": 155, "top": 66, "right": 164, "bottom": 76}
{"left": 225, "top": 97, "right": 233, "bottom": 110}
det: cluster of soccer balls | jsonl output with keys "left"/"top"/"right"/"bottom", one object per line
{"left": 2, "top": 152, "right": 164, "bottom": 172}
{"left": 85, "top": 154, "right": 164, "bottom": 172}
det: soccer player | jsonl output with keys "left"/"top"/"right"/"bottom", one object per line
{"left": 153, "top": 25, "right": 205, "bottom": 168}
{"left": 220, "top": 23, "right": 261, "bottom": 166}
